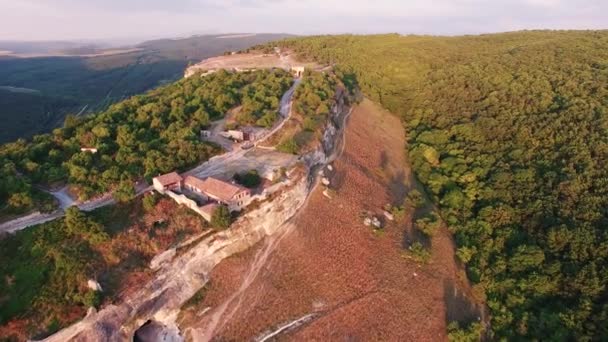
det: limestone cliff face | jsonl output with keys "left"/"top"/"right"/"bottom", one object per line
{"left": 43, "top": 87, "right": 350, "bottom": 342}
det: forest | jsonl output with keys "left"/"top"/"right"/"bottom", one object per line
{"left": 0, "top": 69, "right": 293, "bottom": 219}
{"left": 275, "top": 70, "right": 337, "bottom": 154}
{"left": 271, "top": 31, "right": 608, "bottom": 340}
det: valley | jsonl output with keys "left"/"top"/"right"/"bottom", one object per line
{"left": 0, "top": 34, "right": 291, "bottom": 143}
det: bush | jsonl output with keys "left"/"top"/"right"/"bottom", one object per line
{"left": 211, "top": 205, "right": 231, "bottom": 229}
{"left": 64, "top": 206, "right": 109, "bottom": 244}
{"left": 408, "top": 242, "right": 431, "bottom": 263}
{"left": 406, "top": 189, "right": 425, "bottom": 208}
{"left": 81, "top": 290, "right": 102, "bottom": 308}
{"left": 113, "top": 180, "right": 135, "bottom": 203}
{"left": 302, "top": 117, "right": 318, "bottom": 132}
{"left": 447, "top": 321, "right": 483, "bottom": 342}
{"left": 276, "top": 138, "right": 299, "bottom": 154}
{"left": 389, "top": 205, "right": 407, "bottom": 222}
{"left": 256, "top": 111, "right": 279, "bottom": 128}
{"left": 234, "top": 170, "right": 261, "bottom": 188}
{"left": 142, "top": 193, "right": 158, "bottom": 211}
{"left": 415, "top": 211, "right": 441, "bottom": 237}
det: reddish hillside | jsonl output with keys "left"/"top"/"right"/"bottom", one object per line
{"left": 180, "top": 99, "right": 481, "bottom": 341}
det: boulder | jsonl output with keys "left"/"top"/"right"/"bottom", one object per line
{"left": 87, "top": 279, "right": 103, "bottom": 292}
{"left": 383, "top": 210, "right": 394, "bottom": 221}
{"left": 363, "top": 217, "right": 372, "bottom": 226}
{"left": 321, "top": 177, "right": 331, "bottom": 186}
{"left": 371, "top": 217, "right": 382, "bottom": 228}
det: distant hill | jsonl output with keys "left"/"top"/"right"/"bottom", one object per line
{"left": 0, "top": 40, "right": 104, "bottom": 55}
{"left": 0, "top": 33, "right": 293, "bottom": 143}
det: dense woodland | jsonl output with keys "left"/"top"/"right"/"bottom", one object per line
{"left": 0, "top": 69, "right": 292, "bottom": 218}
{"left": 273, "top": 31, "right": 608, "bottom": 340}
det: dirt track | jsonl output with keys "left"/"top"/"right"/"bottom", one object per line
{"left": 179, "top": 99, "right": 481, "bottom": 341}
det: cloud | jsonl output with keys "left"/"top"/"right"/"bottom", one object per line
{"left": 0, "top": 0, "right": 605, "bottom": 41}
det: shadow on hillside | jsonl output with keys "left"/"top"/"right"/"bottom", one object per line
{"left": 402, "top": 223, "right": 432, "bottom": 250}
{"left": 443, "top": 278, "right": 481, "bottom": 327}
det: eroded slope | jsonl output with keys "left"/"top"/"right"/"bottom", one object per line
{"left": 179, "top": 99, "right": 481, "bottom": 341}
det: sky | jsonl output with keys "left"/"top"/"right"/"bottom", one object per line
{"left": 0, "top": 0, "right": 606, "bottom": 42}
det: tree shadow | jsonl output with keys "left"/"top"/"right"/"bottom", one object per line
{"left": 443, "top": 278, "right": 481, "bottom": 327}
{"left": 401, "top": 222, "right": 432, "bottom": 250}
{"left": 388, "top": 170, "right": 408, "bottom": 205}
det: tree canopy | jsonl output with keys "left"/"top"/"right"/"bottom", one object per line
{"left": 0, "top": 69, "right": 293, "bottom": 216}
{"left": 271, "top": 31, "right": 608, "bottom": 340}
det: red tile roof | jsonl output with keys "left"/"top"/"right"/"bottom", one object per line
{"left": 184, "top": 176, "right": 206, "bottom": 191}
{"left": 185, "top": 176, "right": 248, "bottom": 202}
{"left": 154, "top": 172, "right": 183, "bottom": 186}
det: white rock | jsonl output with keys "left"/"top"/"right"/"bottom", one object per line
{"left": 86, "top": 307, "right": 97, "bottom": 317}
{"left": 383, "top": 210, "right": 394, "bottom": 221}
{"left": 327, "top": 164, "right": 334, "bottom": 171}
{"left": 150, "top": 248, "right": 177, "bottom": 270}
{"left": 372, "top": 217, "right": 382, "bottom": 228}
{"left": 321, "top": 177, "right": 330, "bottom": 186}
{"left": 323, "top": 189, "right": 332, "bottom": 199}
{"left": 87, "top": 279, "right": 103, "bottom": 292}
{"left": 363, "top": 217, "right": 372, "bottom": 226}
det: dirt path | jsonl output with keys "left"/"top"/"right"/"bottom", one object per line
{"left": 179, "top": 99, "right": 480, "bottom": 341}
{"left": 0, "top": 183, "right": 150, "bottom": 234}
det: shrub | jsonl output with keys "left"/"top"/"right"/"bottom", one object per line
{"left": 113, "top": 180, "right": 135, "bottom": 203}
{"left": 64, "top": 206, "right": 109, "bottom": 244}
{"left": 81, "top": 290, "right": 102, "bottom": 308}
{"left": 142, "top": 193, "right": 158, "bottom": 211}
{"left": 256, "top": 111, "right": 279, "bottom": 128}
{"left": 276, "top": 138, "right": 299, "bottom": 154}
{"left": 390, "top": 205, "right": 407, "bottom": 222}
{"left": 415, "top": 211, "right": 441, "bottom": 237}
{"left": 234, "top": 170, "right": 261, "bottom": 188}
{"left": 406, "top": 189, "right": 425, "bottom": 208}
{"left": 408, "top": 242, "right": 431, "bottom": 263}
{"left": 447, "top": 321, "right": 483, "bottom": 342}
{"left": 456, "top": 246, "right": 476, "bottom": 264}
{"left": 302, "top": 117, "right": 318, "bottom": 131}
{"left": 211, "top": 205, "right": 231, "bottom": 229}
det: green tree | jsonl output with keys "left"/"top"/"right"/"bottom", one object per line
{"left": 113, "top": 180, "right": 135, "bottom": 203}
{"left": 142, "top": 194, "right": 158, "bottom": 211}
{"left": 211, "top": 205, "right": 231, "bottom": 229}
{"left": 234, "top": 170, "right": 261, "bottom": 188}
{"left": 64, "top": 206, "right": 108, "bottom": 244}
